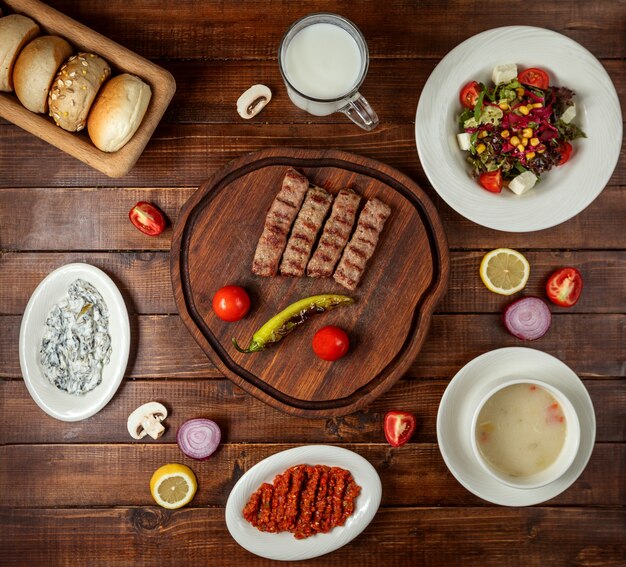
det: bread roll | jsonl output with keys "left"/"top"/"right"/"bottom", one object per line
{"left": 49, "top": 52, "right": 111, "bottom": 132}
{"left": 88, "top": 73, "right": 152, "bottom": 152}
{"left": 13, "top": 36, "right": 73, "bottom": 113}
{"left": 0, "top": 14, "right": 40, "bottom": 91}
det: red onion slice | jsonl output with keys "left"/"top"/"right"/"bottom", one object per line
{"left": 177, "top": 418, "right": 221, "bottom": 460}
{"left": 503, "top": 297, "right": 552, "bottom": 340}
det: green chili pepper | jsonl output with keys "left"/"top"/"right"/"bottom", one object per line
{"left": 232, "top": 294, "right": 355, "bottom": 353}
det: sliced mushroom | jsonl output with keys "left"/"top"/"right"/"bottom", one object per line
{"left": 127, "top": 402, "right": 168, "bottom": 440}
{"left": 237, "top": 84, "right": 272, "bottom": 119}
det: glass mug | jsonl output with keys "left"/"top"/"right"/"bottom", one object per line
{"left": 278, "top": 13, "right": 379, "bottom": 131}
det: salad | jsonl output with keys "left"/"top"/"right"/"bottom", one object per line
{"left": 457, "top": 64, "right": 586, "bottom": 195}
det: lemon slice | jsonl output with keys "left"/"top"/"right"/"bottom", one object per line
{"left": 150, "top": 463, "right": 197, "bottom": 509}
{"left": 479, "top": 248, "right": 530, "bottom": 295}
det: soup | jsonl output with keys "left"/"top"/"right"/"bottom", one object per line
{"left": 475, "top": 383, "right": 567, "bottom": 477}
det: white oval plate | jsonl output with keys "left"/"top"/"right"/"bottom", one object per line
{"left": 415, "top": 26, "right": 622, "bottom": 232}
{"left": 225, "top": 445, "right": 382, "bottom": 561}
{"left": 19, "top": 263, "right": 130, "bottom": 421}
{"left": 436, "top": 347, "right": 595, "bottom": 506}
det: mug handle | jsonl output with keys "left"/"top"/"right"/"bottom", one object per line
{"left": 340, "top": 93, "right": 379, "bottom": 131}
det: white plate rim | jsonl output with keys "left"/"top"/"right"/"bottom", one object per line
{"left": 436, "top": 347, "right": 596, "bottom": 506}
{"left": 225, "top": 445, "right": 382, "bottom": 561}
{"left": 19, "top": 262, "right": 130, "bottom": 422}
{"left": 415, "top": 25, "right": 622, "bottom": 232}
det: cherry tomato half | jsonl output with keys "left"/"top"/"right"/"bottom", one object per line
{"left": 212, "top": 285, "right": 251, "bottom": 322}
{"left": 312, "top": 326, "right": 350, "bottom": 361}
{"left": 383, "top": 411, "right": 417, "bottom": 448}
{"left": 546, "top": 267, "right": 583, "bottom": 307}
{"left": 557, "top": 141, "right": 573, "bottom": 165}
{"left": 479, "top": 169, "right": 503, "bottom": 193}
{"left": 460, "top": 81, "right": 481, "bottom": 109}
{"left": 129, "top": 202, "right": 167, "bottom": 236}
{"left": 518, "top": 68, "right": 550, "bottom": 90}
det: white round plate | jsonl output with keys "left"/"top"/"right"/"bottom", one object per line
{"left": 225, "top": 445, "right": 382, "bottom": 561}
{"left": 436, "top": 347, "right": 595, "bottom": 506}
{"left": 19, "top": 263, "right": 130, "bottom": 421}
{"left": 415, "top": 26, "right": 622, "bottom": 232}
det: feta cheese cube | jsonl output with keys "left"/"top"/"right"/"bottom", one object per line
{"left": 508, "top": 171, "right": 537, "bottom": 195}
{"left": 492, "top": 64, "right": 518, "bottom": 85}
{"left": 560, "top": 103, "right": 576, "bottom": 124}
{"left": 457, "top": 132, "right": 472, "bottom": 151}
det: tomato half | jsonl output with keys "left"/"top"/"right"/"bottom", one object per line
{"left": 212, "top": 285, "right": 251, "bottom": 322}
{"left": 479, "top": 169, "right": 503, "bottom": 193}
{"left": 460, "top": 81, "right": 481, "bottom": 108}
{"left": 384, "top": 411, "right": 416, "bottom": 448}
{"left": 546, "top": 267, "right": 583, "bottom": 307}
{"left": 518, "top": 68, "right": 549, "bottom": 90}
{"left": 129, "top": 202, "right": 166, "bottom": 236}
{"left": 312, "top": 326, "right": 350, "bottom": 361}
{"left": 557, "top": 141, "right": 573, "bottom": 165}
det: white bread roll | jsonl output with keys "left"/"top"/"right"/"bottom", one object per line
{"left": 13, "top": 36, "right": 73, "bottom": 113}
{"left": 49, "top": 52, "right": 111, "bottom": 132}
{"left": 0, "top": 14, "right": 40, "bottom": 91}
{"left": 88, "top": 73, "right": 152, "bottom": 152}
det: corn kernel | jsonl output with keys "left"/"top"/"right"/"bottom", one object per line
{"left": 501, "top": 129, "right": 510, "bottom": 139}
{"left": 510, "top": 135, "right": 521, "bottom": 146}
{"left": 537, "top": 145, "right": 546, "bottom": 154}
{"left": 519, "top": 105, "right": 530, "bottom": 116}
{"left": 476, "top": 143, "right": 486, "bottom": 154}
{"left": 516, "top": 144, "right": 525, "bottom": 152}
{"left": 498, "top": 102, "right": 509, "bottom": 110}
{"left": 522, "top": 137, "right": 528, "bottom": 146}
{"left": 530, "top": 137, "right": 540, "bottom": 147}
{"left": 516, "top": 87, "right": 525, "bottom": 97}
{"left": 478, "top": 130, "right": 488, "bottom": 139}
{"left": 525, "top": 152, "right": 536, "bottom": 159}
{"left": 522, "top": 128, "right": 533, "bottom": 138}
{"left": 533, "top": 102, "right": 543, "bottom": 108}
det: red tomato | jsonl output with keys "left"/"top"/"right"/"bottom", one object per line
{"left": 557, "top": 141, "right": 573, "bottom": 165}
{"left": 129, "top": 202, "right": 166, "bottom": 236}
{"left": 212, "top": 285, "right": 251, "bottom": 322}
{"left": 479, "top": 169, "right": 503, "bottom": 193}
{"left": 312, "top": 326, "right": 350, "bottom": 361}
{"left": 460, "top": 81, "right": 481, "bottom": 108}
{"left": 518, "top": 68, "right": 550, "bottom": 90}
{"left": 546, "top": 267, "right": 583, "bottom": 307}
{"left": 384, "top": 411, "right": 416, "bottom": 448}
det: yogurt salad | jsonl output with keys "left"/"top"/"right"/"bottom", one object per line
{"left": 457, "top": 63, "right": 586, "bottom": 195}
{"left": 39, "top": 278, "right": 112, "bottom": 395}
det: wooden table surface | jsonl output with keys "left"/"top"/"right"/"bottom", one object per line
{"left": 1, "top": 1, "right": 624, "bottom": 565}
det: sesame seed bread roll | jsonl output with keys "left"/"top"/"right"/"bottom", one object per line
{"left": 49, "top": 52, "right": 111, "bottom": 132}
{"left": 13, "top": 36, "right": 73, "bottom": 113}
{"left": 88, "top": 73, "right": 152, "bottom": 152}
{"left": 0, "top": 14, "right": 40, "bottom": 91}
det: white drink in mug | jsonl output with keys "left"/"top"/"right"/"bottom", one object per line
{"left": 279, "top": 14, "right": 379, "bottom": 130}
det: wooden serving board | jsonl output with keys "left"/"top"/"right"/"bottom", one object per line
{"left": 171, "top": 149, "right": 449, "bottom": 417}
{"left": 0, "top": 0, "right": 176, "bottom": 178}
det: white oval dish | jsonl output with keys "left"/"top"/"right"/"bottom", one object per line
{"left": 436, "top": 347, "right": 595, "bottom": 506}
{"left": 415, "top": 26, "right": 622, "bottom": 232}
{"left": 225, "top": 445, "right": 382, "bottom": 561}
{"left": 19, "top": 263, "right": 130, "bottom": 421}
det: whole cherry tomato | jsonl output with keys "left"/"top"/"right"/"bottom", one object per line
{"left": 546, "top": 267, "right": 583, "bottom": 307}
{"left": 212, "top": 285, "right": 251, "bottom": 322}
{"left": 518, "top": 67, "right": 550, "bottom": 90}
{"left": 312, "top": 326, "right": 350, "bottom": 361}
{"left": 129, "top": 202, "right": 166, "bottom": 236}
{"left": 479, "top": 169, "right": 503, "bottom": 193}
{"left": 460, "top": 81, "right": 481, "bottom": 108}
{"left": 384, "top": 411, "right": 417, "bottom": 448}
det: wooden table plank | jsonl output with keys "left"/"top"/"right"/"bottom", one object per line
{"left": 1, "top": 507, "right": 624, "bottom": 567}
{"left": 2, "top": 186, "right": 625, "bottom": 251}
{"left": 0, "top": 443, "right": 623, "bottom": 507}
{"left": 1, "top": 379, "right": 623, "bottom": 445}
{"left": 2, "top": 251, "right": 624, "bottom": 315}
{"left": 2, "top": 313, "right": 625, "bottom": 379}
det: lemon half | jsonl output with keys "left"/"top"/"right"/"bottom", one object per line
{"left": 150, "top": 463, "right": 197, "bottom": 509}
{"left": 479, "top": 248, "right": 530, "bottom": 295}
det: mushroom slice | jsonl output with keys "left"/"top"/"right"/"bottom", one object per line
{"left": 237, "top": 84, "right": 272, "bottom": 119}
{"left": 127, "top": 402, "right": 168, "bottom": 440}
